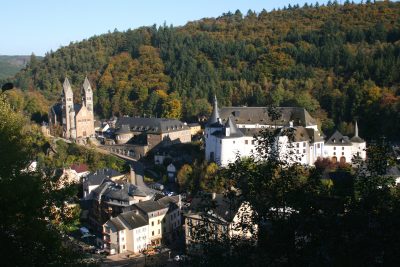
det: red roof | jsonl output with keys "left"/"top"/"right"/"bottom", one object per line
{"left": 71, "top": 163, "right": 89, "bottom": 173}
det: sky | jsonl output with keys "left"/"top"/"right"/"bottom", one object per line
{"left": 1, "top": 0, "right": 366, "bottom": 56}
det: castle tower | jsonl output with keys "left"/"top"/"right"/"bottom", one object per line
{"left": 82, "top": 76, "right": 93, "bottom": 113}
{"left": 62, "top": 78, "right": 74, "bottom": 139}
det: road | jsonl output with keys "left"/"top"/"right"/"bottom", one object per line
{"left": 101, "top": 250, "right": 179, "bottom": 267}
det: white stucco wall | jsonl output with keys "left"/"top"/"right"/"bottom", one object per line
{"left": 133, "top": 225, "right": 148, "bottom": 253}
{"left": 324, "top": 144, "right": 353, "bottom": 163}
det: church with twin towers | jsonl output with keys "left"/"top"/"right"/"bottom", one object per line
{"left": 49, "top": 77, "right": 95, "bottom": 141}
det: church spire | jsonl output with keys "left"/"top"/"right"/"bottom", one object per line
{"left": 207, "top": 95, "right": 221, "bottom": 126}
{"left": 62, "top": 77, "right": 73, "bottom": 96}
{"left": 83, "top": 76, "right": 91, "bottom": 92}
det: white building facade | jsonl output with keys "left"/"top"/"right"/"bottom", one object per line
{"left": 205, "top": 97, "right": 365, "bottom": 166}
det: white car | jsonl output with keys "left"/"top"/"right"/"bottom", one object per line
{"left": 174, "top": 255, "right": 187, "bottom": 262}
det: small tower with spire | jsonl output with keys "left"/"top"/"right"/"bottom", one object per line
{"left": 207, "top": 95, "right": 221, "bottom": 126}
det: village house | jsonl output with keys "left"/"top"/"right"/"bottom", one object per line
{"left": 134, "top": 200, "right": 169, "bottom": 247}
{"left": 102, "top": 194, "right": 183, "bottom": 255}
{"left": 89, "top": 180, "right": 156, "bottom": 231}
{"left": 103, "top": 210, "right": 149, "bottom": 255}
{"left": 184, "top": 193, "right": 256, "bottom": 252}
{"left": 157, "top": 195, "right": 182, "bottom": 243}
{"left": 82, "top": 168, "right": 123, "bottom": 199}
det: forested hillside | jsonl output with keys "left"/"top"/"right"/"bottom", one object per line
{"left": 0, "top": 55, "right": 35, "bottom": 79}
{"left": 9, "top": 1, "right": 400, "bottom": 141}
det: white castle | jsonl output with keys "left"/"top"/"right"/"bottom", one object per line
{"left": 205, "top": 96, "right": 366, "bottom": 166}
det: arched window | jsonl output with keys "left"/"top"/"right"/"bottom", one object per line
{"left": 340, "top": 156, "right": 346, "bottom": 163}
{"left": 332, "top": 156, "right": 337, "bottom": 163}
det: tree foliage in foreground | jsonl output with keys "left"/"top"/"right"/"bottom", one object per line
{"left": 188, "top": 128, "right": 400, "bottom": 266}
{"left": 0, "top": 95, "right": 85, "bottom": 266}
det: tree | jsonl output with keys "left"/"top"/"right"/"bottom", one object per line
{"left": 190, "top": 122, "right": 400, "bottom": 265}
{"left": 0, "top": 95, "right": 82, "bottom": 266}
{"left": 177, "top": 164, "right": 193, "bottom": 191}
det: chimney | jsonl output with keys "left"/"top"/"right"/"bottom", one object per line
{"left": 289, "top": 121, "right": 294, "bottom": 127}
{"left": 129, "top": 165, "right": 136, "bottom": 185}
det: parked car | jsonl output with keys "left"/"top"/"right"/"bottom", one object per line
{"left": 174, "top": 254, "right": 188, "bottom": 262}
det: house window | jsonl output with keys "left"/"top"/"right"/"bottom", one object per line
{"left": 245, "top": 140, "right": 248, "bottom": 145}
{"left": 303, "top": 149, "right": 306, "bottom": 153}
{"left": 297, "top": 150, "right": 299, "bottom": 154}
{"left": 334, "top": 147, "right": 336, "bottom": 150}
{"left": 317, "top": 143, "right": 320, "bottom": 148}
{"left": 158, "top": 229, "right": 160, "bottom": 234}
{"left": 296, "top": 143, "right": 299, "bottom": 148}
{"left": 233, "top": 140, "right": 235, "bottom": 144}
{"left": 152, "top": 231, "right": 154, "bottom": 236}
{"left": 252, "top": 140, "right": 255, "bottom": 145}
{"left": 333, "top": 152, "right": 336, "bottom": 156}
{"left": 123, "top": 245, "right": 125, "bottom": 249}
{"left": 342, "top": 147, "right": 344, "bottom": 150}
{"left": 151, "top": 221, "right": 154, "bottom": 226}
{"left": 342, "top": 152, "right": 344, "bottom": 156}
{"left": 303, "top": 142, "right": 306, "bottom": 147}
{"left": 158, "top": 220, "right": 160, "bottom": 224}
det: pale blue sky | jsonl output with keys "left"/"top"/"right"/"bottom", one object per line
{"left": 1, "top": 0, "right": 364, "bottom": 56}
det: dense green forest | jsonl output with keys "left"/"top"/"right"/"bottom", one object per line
{"left": 7, "top": 1, "right": 400, "bottom": 141}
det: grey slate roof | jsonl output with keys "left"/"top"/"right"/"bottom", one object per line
{"left": 85, "top": 169, "right": 122, "bottom": 186}
{"left": 135, "top": 199, "right": 167, "bottom": 214}
{"left": 116, "top": 117, "right": 189, "bottom": 134}
{"left": 115, "top": 124, "right": 131, "bottom": 135}
{"left": 109, "top": 217, "right": 125, "bottom": 231}
{"left": 224, "top": 116, "right": 244, "bottom": 138}
{"left": 350, "top": 136, "right": 365, "bottom": 143}
{"left": 118, "top": 211, "right": 148, "bottom": 230}
{"left": 51, "top": 103, "right": 63, "bottom": 117}
{"left": 217, "top": 107, "right": 317, "bottom": 127}
{"left": 325, "top": 131, "right": 352, "bottom": 146}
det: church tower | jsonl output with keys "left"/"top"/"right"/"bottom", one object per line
{"left": 82, "top": 76, "right": 93, "bottom": 113}
{"left": 62, "top": 78, "right": 74, "bottom": 139}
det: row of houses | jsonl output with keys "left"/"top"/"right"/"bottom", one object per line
{"left": 103, "top": 195, "right": 182, "bottom": 254}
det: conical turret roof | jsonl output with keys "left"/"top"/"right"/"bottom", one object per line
{"left": 224, "top": 116, "right": 243, "bottom": 137}
{"left": 207, "top": 95, "right": 221, "bottom": 126}
{"left": 351, "top": 121, "right": 365, "bottom": 143}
